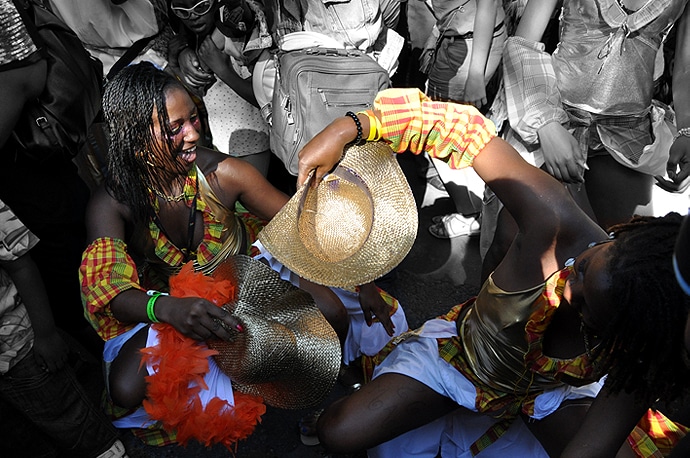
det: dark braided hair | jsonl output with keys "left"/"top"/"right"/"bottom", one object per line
{"left": 102, "top": 61, "right": 190, "bottom": 223}
{"left": 590, "top": 212, "right": 690, "bottom": 404}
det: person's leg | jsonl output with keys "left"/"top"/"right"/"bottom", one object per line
{"left": 317, "top": 372, "right": 458, "bottom": 453}
{"left": 0, "top": 349, "right": 121, "bottom": 456}
{"left": 298, "top": 278, "right": 349, "bottom": 344}
{"left": 432, "top": 158, "right": 483, "bottom": 216}
{"left": 427, "top": 158, "right": 483, "bottom": 238}
{"left": 108, "top": 325, "right": 149, "bottom": 409}
{"left": 523, "top": 399, "right": 636, "bottom": 457}
{"left": 584, "top": 154, "right": 654, "bottom": 230}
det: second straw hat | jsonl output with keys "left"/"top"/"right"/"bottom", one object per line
{"left": 206, "top": 255, "right": 341, "bottom": 410}
{"left": 258, "top": 141, "right": 418, "bottom": 288}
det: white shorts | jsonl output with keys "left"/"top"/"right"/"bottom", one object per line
{"left": 369, "top": 319, "right": 603, "bottom": 457}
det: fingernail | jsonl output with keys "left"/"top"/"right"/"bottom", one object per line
{"left": 235, "top": 324, "right": 244, "bottom": 332}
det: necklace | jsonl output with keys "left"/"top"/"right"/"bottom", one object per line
{"left": 153, "top": 187, "right": 187, "bottom": 202}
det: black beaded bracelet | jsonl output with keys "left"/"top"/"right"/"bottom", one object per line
{"left": 345, "top": 111, "right": 365, "bottom": 146}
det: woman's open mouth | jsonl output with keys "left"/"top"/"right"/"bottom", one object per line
{"left": 178, "top": 145, "right": 197, "bottom": 163}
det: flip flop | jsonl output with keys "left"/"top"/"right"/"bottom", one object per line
{"left": 429, "top": 213, "right": 481, "bottom": 239}
{"left": 299, "top": 409, "right": 324, "bottom": 446}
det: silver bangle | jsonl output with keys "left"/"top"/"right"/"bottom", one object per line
{"left": 675, "top": 127, "right": 690, "bottom": 140}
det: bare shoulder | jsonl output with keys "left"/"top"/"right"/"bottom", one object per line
{"left": 194, "top": 147, "right": 252, "bottom": 202}
{"left": 85, "top": 184, "right": 131, "bottom": 242}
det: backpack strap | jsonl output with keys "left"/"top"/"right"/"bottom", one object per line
{"left": 105, "top": 33, "right": 159, "bottom": 82}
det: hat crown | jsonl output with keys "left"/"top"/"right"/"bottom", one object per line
{"left": 298, "top": 167, "right": 374, "bottom": 263}
{"left": 258, "top": 142, "right": 418, "bottom": 288}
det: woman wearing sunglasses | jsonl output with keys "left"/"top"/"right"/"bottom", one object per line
{"left": 167, "top": 0, "right": 274, "bottom": 177}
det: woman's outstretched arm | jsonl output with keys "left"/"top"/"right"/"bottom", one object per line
{"left": 297, "top": 89, "right": 605, "bottom": 285}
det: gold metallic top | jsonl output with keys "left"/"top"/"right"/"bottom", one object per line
{"left": 461, "top": 274, "right": 563, "bottom": 393}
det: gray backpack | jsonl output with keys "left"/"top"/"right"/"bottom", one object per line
{"left": 269, "top": 47, "right": 390, "bottom": 176}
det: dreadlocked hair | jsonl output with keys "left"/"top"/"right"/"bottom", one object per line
{"left": 590, "top": 212, "right": 690, "bottom": 405}
{"left": 102, "top": 61, "right": 190, "bottom": 223}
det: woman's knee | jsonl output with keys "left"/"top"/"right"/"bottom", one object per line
{"left": 318, "top": 401, "right": 352, "bottom": 452}
{"left": 108, "top": 328, "right": 148, "bottom": 409}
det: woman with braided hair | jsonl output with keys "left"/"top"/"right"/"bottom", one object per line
{"left": 80, "top": 62, "right": 406, "bottom": 447}
{"left": 296, "top": 88, "right": 690, "bottom": 456}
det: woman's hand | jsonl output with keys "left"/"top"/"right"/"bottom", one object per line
{"left": 177, "top": 47, "right": 215, "bottom": 90}
{"left": 655, "top": 136, "right": 690, "bottom": 193}
{"left": 156, "top": 296, "right": 243, "bottom": 341}
{"left": 358, "top": 282, "right": 395, "bottom": 336}
{"left": 167, "top": 34, "right": 189, "bottom": 68}
{"left": 32, "top": 329, "right": 69, "bottom": 373}
{"left": 463, "top": 72, "right": 488, "bottom": 108}
{"left": 197, "top": 36, "right": 231, "bottom": 77}
{"left": 297, "top": 116, "right": 361, "bottom": 187}
{"left": 537, "top": 122, "right": 586, "bottom": 184}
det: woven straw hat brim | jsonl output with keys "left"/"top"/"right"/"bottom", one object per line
{"left": 258, "top": 142, "right": 418, "bottom": 288}
{"left": 206, "top": 255, "right": 341, "bottom": 410}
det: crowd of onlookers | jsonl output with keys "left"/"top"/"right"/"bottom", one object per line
{"left": 2, "top": 0, "right": 690, "bottom": 456}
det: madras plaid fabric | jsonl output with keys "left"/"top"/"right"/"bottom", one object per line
{"left": 469, "top": 418, "right": 513, "bottom": 456}
{"left": 235, "top": 204, "right": 268, "bottom": 258}
{"left": 102, "top": 391, "right": 178, "bottom": 447}
{"left": 628, "top": 409, "right": 689, "bottom": 457}
{"left": 502, "top": 36, "right": 569, "bottom": 145}
{"left": 373, "top": 88, "right": 496, "bottom": 168}
{"left": 567, "top": 105, "right": 653, "bottom": 165}
{"left": 82, "top": 197, "right": 268, "bottom": 341}
{"left": 148, "top": 195, "right": 225, "bottom": 269}
{"left": 523, "top": 267, "right": 595, "bottom": 381}
{"left": 80, "top": 237, "right": 142, "bottom": 340}
{"left": 148, "top": 166, "right": 218, "bottom": 268}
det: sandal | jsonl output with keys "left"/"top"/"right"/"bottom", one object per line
{"left": 428, "top": 213, "right": 481, "bottom": 239}
{"left": 299, "top": 409, "right": 323, "bottom": 446}
{"left": 338, "top": 362, "right": 364, "bottom": 393}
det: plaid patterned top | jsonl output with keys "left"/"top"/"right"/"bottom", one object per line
{"left": 373, "top": 88, "right": 496, "bottom": 168}
{"left": 80, "top": 167, "right": 265, "bottom": 341}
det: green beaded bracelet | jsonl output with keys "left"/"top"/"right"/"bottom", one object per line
{"left": 147, "top": 292, "right": 163, "bottom": 323}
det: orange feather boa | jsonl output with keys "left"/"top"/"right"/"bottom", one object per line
{"left": 140, "top": 262, "right": 266, "bottom": 450}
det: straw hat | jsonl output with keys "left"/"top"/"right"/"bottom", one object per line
{"left": 258, "top": 141, "right": 418, "bottom": 288}
{"left": 206, "top": 255, "right": 341, "bottom": 410}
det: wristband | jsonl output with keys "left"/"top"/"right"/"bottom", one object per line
{"left": 345, "top": 111, "right": 364, "bottom": 146}
{"left": 358, "top": 110, "right": 382, "bottom": 141}
{"left": 146, "top": 291, "right": 167, "bottom": 323}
